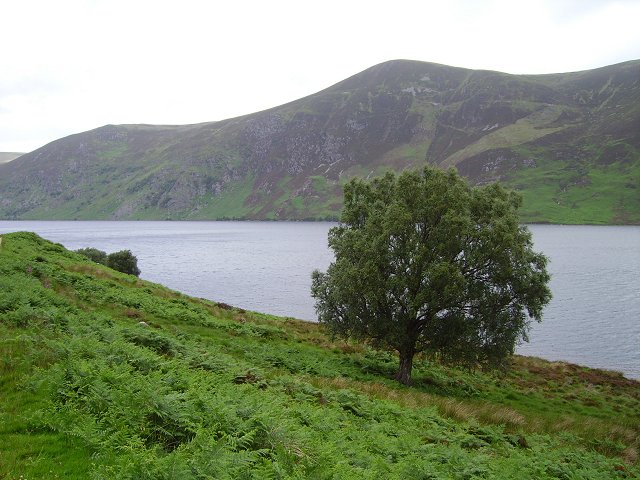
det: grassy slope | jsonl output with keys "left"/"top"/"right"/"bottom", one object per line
{"left": 0, "top": 232, "right": 638, "bottom": 479}
{"left": 505, "top": 145, "right": 640, "bottom": 224}
{"left": 509, "top": 160, "right": 640, "bottom": 224}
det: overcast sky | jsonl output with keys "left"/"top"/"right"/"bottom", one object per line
{"left": 1, "top": 0, "right": 639, "bottom": 153}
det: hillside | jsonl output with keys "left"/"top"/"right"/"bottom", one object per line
{"left": 0, "top": 152, "right": 22, "bottom": 164}
{"left": 1, "top": 231, "right": 638, "bottom": 478}
{"left": 0, "top": 59, "right": 639, "bottom": 223}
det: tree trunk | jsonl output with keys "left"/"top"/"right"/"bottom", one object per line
{"left": 395, "top": 346, "right": 415, "bottom": 386}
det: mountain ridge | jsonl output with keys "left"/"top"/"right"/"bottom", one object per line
{"left": 1, "top": 58, "right": 638, "bottom": 223}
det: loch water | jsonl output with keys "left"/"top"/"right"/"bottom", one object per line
{"left": 1, "top": 221, "right": 638, "bottom": 379}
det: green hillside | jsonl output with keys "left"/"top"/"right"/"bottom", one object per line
{"left": 0, "top": 59, "right": 638, "bottom": 224}
{"left": 1, "top": 232, "right": 638, "bottom": 478}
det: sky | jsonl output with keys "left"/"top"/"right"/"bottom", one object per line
{"left": 1, "top": 0, "right": 639, "bottom": 153}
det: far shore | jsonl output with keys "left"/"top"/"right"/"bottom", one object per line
{"left": 0, "top": 152, "right": 23, "bottom": 164}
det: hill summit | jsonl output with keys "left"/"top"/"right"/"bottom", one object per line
{"left": 1, "top": 59, "right": 639, "bottom": 223}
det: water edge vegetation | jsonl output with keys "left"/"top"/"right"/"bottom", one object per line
{"left": 0, "top": 231, "right": 638, "bottom": 478}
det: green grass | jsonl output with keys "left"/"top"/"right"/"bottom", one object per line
{"left": 98, "top": 143, "right": 130, "bottom": 160}
{"left": 249, "top": 175, "right": 343, "bottom": 220}
{"left": 440, "top": 106, "right": 567, "bottom": 169}
{"left": 506, "top": 151, "right": 640, "bottom": 224}
{"left": 0, "top": 232, "right": 638, "bottom": 478}
{"left": 187, "top": 174, "right": 256, "bottom": 220}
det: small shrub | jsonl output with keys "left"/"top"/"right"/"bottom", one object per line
{"left": 76, "top": 247, "right": 140, "bottom": 277}
{"left": 75, "top": 247, "right": 108, "bottom": 265}
{"left": 123, "top": 329, "right": 183, "bottom": 357}
{"left": 106, "top": 250, "right": 141, "bottom": 277}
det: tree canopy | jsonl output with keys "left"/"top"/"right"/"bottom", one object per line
{"left": 311, "top": 167, "right": 551, "bottom": 385}
{"left": 76, "top": 247, "right": 141, "bottom": 277}
{"left": 75, "top": 247, "right": 108, "bottom": 265}
{"left": 106, "top": 250, "right": 141, "bottom": 277}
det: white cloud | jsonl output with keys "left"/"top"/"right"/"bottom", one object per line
{"left": 1, "top": 0, "right": 639, "bottom": 152}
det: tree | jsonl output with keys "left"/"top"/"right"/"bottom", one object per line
{"left": 75, "top": 247, "right": 108, "bottom": 265}
{"left": 311, "top": 167, "right": 551, "bottom": 385}
{"left": 76, "top": 247, "right": 141, "bottom": 277}
{"left": 106, "top": 250, "right": 141, "bottom": 277}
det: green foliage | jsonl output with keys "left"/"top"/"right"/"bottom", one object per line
{"left": 312, "top": 167, "right": 552, "bottom": 384}
{"left": 75, "top": 247, "right": 108, "bottom": 264}
{"left": 0, "top": 232, "right": 637, "bottom": 479}
{"left": 76, "top": 246, "right": 141, "bottom": 277}
{"left": 106, "top": 249, "right": 141, "bottom": 277}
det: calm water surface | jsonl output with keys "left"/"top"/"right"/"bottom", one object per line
{"left": 1, "top": 221, "right": 638, "bottom": 379}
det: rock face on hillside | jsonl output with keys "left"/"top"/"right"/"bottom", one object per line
{"left": 1, "top": 59, "right": 639, "bottom": 223}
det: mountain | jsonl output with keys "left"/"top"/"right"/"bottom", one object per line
{"left": 0, "top": 152, "right": 23, "bottom": 164}
{"left": 1, "top": 59, "right": 639, "bottom": 223}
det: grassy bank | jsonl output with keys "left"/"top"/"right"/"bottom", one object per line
{"left": 0, "top": 232, "right": 638, "bottom": 478}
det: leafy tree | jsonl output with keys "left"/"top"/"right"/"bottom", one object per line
{"left": 75, "top": 247, "right": 108, "bottom": 265}
{"left": 76, "top": 247, "right": 141, "bottom": 277}
{"left": 311, "top": 167, "right": 551, "bottom": 385}
{"left": 107, "top": 250, "right": 141, "bottom": 277}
